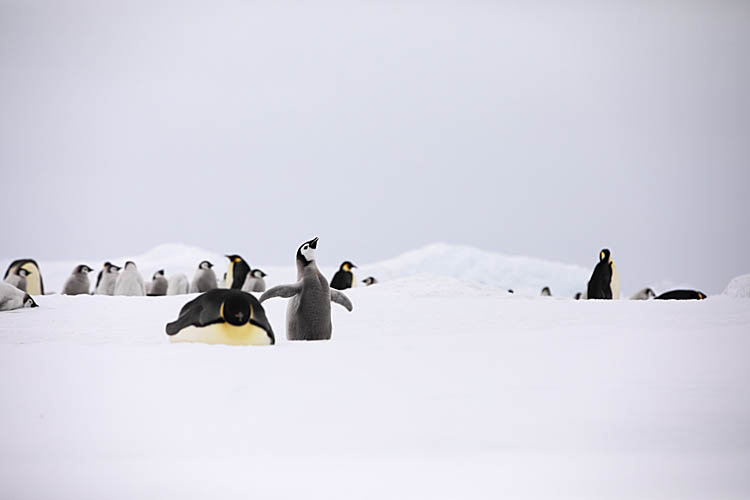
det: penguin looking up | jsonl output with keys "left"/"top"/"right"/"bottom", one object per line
{"left": 94, "top": 262, "right": 121, "bottom": 295}
{"left": 242, "top": 269, "right": 267, "bottom": 293}
{"left": 148, "top": 269, "right": 168, "bottom": 296}
{"left": 541, "top": 286, "right": 552, "bottom": 297}
{"left": 62, "top": 265, "right": 94, "bottom": 295}
{"left": 114, "top": 261, "right": 145, "bottom": 296}
{"left": 167, "top": 273, "right": 189, "bottom": 295}
{"left": 224, "top": 255, "right": 250, "bottom": 289}
{"left": 0, "top": 281, "right": 38, "bottom": 311}
{"left": 260, "top": 237, "right": 353, "bottom": 341}
{"left": 586, "top": 249, "right": 620, "bottom": 300}
{"left": 3, "top": 259, "right": 44, "bottom": 295}
{"left": 191, "top": 260, "right": 218, "bottom": 293}
{"left": 330, "top": 261, "right": 357, "bottom": 290}
{"left": 630, "top": 288, "right": 656, "bottom": 300}
{"left": 4, "top": 268, "right": 30, "bottom": 291}
{"left": 362, "top": 276, "right": 378, "bottom": 286}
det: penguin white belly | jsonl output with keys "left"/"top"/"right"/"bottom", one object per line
{"left": 225, "top": 262, "right": 235, "bottom": 288}
{"left": 169, "top": 322, "right": 272, "bottom": 346}
{"left": 610, "top": 263, "right": 621, "bottom": 299}
{"left": 21, "top": 263, "right": 42, "bottom": 295}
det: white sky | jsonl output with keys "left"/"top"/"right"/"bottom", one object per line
{"left": 1, "top": 1, "right": 748, "bottom": 293}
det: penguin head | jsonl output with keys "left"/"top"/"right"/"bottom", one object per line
{"left": 599, "top": 249, "right": 611, "bottom": 263}
{"left": 646, "top": 288, "right": 656, "bottom": 299}
{"left": 225, "top": 255, "right": 246, "bottom": 265}
{"left": 340, "top": 261, "right": 357, "bottom": 272}
{"left": 541, "top": 286, "right": 551, "bottom": 296}
{"left": 296, "top": 237, "right": 319, "bottom": 265}
{"left": 22, "top": 293, "right": 38, "bottom": 308}
{"left": 199, "top": 260, "right": 213, "bottom": 270}
{"left": 75, "top": 265, "right": 94, "bottom": 274}
{"left": 124, "top": 261, "right": 137, "bottom": 270}
{"left": 221, "top": 293, "right": 251, "bottom": 327}
{"left": 153, "top": 269, "right": 165, "bottom": 279}
{"left": 16, "top": 268, "right": 31, "bottom": 277}
{"left": 251, "top": 269, "right": 267, "bottom": 278}
{"left": 362, "top": 276, "right": 377, "bottom": 286}
{"left": 107, "top": 263, "right": 121, "bottom": 273}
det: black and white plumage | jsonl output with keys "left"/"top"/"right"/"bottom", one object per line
{"left": 330, "top": 261, "right": 357, "bottom": 290}
{"left": 224, "top": 255, "right": 250, "bottom": 290}
{"left": 190, "top": 260, "right": 218, "bottom": 293}
{"left": 655, "top": 289, "right": 707, "bottom": 300}
{"left": 586, "top": 249, "right": 620, "bottom": 300}
{"left": 3, "top": 259, "right": 44, "bottom": 295}
{"left": 260, "top": 237, "right": 353, "bottom": 341}
{"left": 4, "top": 268, "right": 30, "bottom": 291}
{"left": 62, "top": 265, "right": 94, "bottom": 295}
{"left": 242, "top": 269, "right": 267, "bottom": 293}
{"left": 0, "top": 281, "right": 38, "bottom": 311}
{"left": 630, "top": 288, "right": 656, "bottom": 300}
{"left": 114, "top": 261, "right": 145, "bottom": 296}
{"left": 541, "top": 286, "right": 552, "bottom": 297}
{"left": 94, "top": 262, "right": 121, "bottom": 295}
{"left": 148, "top": 269, "right": 168, "bottom": 296}
{"left": 362, "top": 276, "right": 378, "bottom": 286}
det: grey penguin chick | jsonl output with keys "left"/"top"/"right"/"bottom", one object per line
{"left": 242, "top": 269, "right": 267, "bottom": 293}
{"left": 167, "top": 273, "right": 189, "bottom": 295}
{"left": 4, "top": 268, "right": 30, "bottom": 291}
{"left": 62, "top": 265, "right": 94, "bottom": 295}
{"left": 94, "top": 262, "right": 121, "bottom": 295}
{"left": 630, "top": 288, "right": 656, "bottom": 300}
{"left": 114, "top": 261, "right": 145, "bottom": 296}
{"left": 148, "top": 269, "right": 168, "bottom": 296}
{"left": 0, "top": 281, "right": 38, "bottom": 311}
{"left": 541, "top": 286, "right": 552, "bottom": 297}
{"left": 190, "top": 260, "right": 218, "bottom": 293}
{"left": 260, "top": 237, "right": 353, "bottom": 341}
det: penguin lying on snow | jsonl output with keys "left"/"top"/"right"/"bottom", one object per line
{"left": 242, "top": 269, "right": 267, "bottom": 293}
{"left": 362, "top": 276, "right": 378, "bottom": 286}
{"left": 656, "top": 290, "right": 707, "bottom": 300}
{"left": 148, "top": 270, "right": 168, "bottom": 296}
{"left": 4, "top": 268, "right": 30, "bottom": 291}
{"left": 330, "top": 261, "right": 357, "bottom": 290}
{"left": 95, "top": 262, "right": 121, "bottom": 295}
{"left": 224, "top": 255, "right": 250, "bottom": 289}
{"left": 260, "top": 237, "right": 353, "bottom": 341}
{"left": 630, "top": 288, "right": 656, "bottom": 300}
{"left": 4, "top": 259, "right": 44, "bottom": 295}
{"left": 114, "top": 261, "right": 145, "bottom": 296}
{"left": 191, "top": 260, "right": 218, "bottom": 293}
{"left": 586, "top": 249, "right": 620, "bottom": 300}
{"left": 167, "top": 273, "right": 189, "bottom": 295}
{"left": 166, "top": 289, "right": 274, "bottom": 345}
{"left": 0, "top": 281, "right": 38, "bottom": 311}
{"left": 62, "top": 265, "right": 94, "bottom": 295}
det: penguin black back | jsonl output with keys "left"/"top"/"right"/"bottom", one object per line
{"left": 330, "top": 261, "right": 357, "bottom": 290}
{"left": 225, "top": 255, "right": 250, "bottom": 290}
{"left": 587, "top": 249, "right": 613, "bottom": 299}
{"left": 655, "top": 289, "right": 707, "bottom": 300}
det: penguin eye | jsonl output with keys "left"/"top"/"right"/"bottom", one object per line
{"left": 303, "top": 245, "right": 309, "bottom": 251}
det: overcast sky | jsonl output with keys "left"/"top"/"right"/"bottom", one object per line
{"left": 1, "top": 1, "right": 748, "bottom": 293}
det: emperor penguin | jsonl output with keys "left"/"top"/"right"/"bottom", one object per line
{"left": 166, "top": 289, "right": 274, "bottom": 345}
{"left": 224, "top": 254, "right": 250, "bottom": 289}
{"left": 0, "top": 281, "right": 39, "bottom": 311}
{"left": 630, "top": 288, "right": 656, "bottom": 300}
{"left": 242, "top": 269, "right": 267, "bottom": 293}
{"left": 114, "top": 261, "right": 145, "bottom": 296}
{"left": 656, "top": 289, "right": 707, "bottom": 300}
{"left": 4, "top": 259, "right": 44, "bottom": 295}
{"left": 94, "top": 262, "right": 121, "bottom": 295}
{"left": 148, "top": 269, "right": 168, "bottom": 296}
{"left": 541, "top": 286, "right": 552, "bottom": 297}
{"left": 4, "top": 268, "right": 30, "bottom": 291}
{"left": 260, "top": 237, "right": 353, "bottom": 341}
{"left": 330, "top": 261, "right": 357, "bottom": 290}
{"left": 191, "top": 260, "right": 218, "bottom": 293}
{"left": 574, "top": 292, "right": 583, "bottom": 300}
{"left": 167, "top": 273, "right": 189, "bottom": 295}
{"left": 362, "top": 276, "right": 378, "bottom": 286}
{"left": 586, "top": 249, "right": 620, "bottom": 300}
{"left": 62, "top": 265, "right": 94, "bottom": 295}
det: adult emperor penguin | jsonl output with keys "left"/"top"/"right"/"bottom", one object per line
{"left": 166, "top": 289, "right": 274, "bottom": 345}
{"left": 260, "top": 237, "right": 353, "bottom": 341}
{"left": 62, "top": 265, "right": 94, "bottom": 295}
{"left": 242, "top": 269, "right": 267, "bottom": 293}
{"left": 0, "top": 281, "right": 39, "bottom": 311}
{"left": 362, "top": 276, "right": 378, "bottom": 286}
{"left": 148, "top": 269, "right": 168, "bottom": 296}
{"left": 656, "top": 289, "right": 707, "bottom": 300}
{"left": 224, "top": 254, "right": 251, "bottom": 289}
{"left": 541, "top": 286, "right": 552, "bottom": 297}
{"left": 586, "top": 249, "right": 620, "bottom": 300}
{"left": 114, "top": 261, "right": 145, "bottom": 296}
{"left": 330, "top": 261, "right": 357, "bottom": 290}
{"left": 191, "top": 260, "right": 218, "bottom": 293}
{"left": 167, "top": 273, "right": 189, "bottom": 295}
{"left": 4, "top": 259, "right": 44, "bottom": 295}
{"left": 4, "top": 268, "right": 30, "bottom": 291}
{"left": 94, "top": 262, "right": 121, "bottom": 295}
{"left": 630, "top": 288, "right": 657, "bottom": 300}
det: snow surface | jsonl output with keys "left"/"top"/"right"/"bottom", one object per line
{"left": 1, "top": 245, "right": 749, "bottom": 499}
{"left": 724, "top": 273, "right": 750, "bottom": 298}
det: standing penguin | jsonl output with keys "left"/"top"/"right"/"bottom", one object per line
{"left": 586, "top": 249, "right": 620, "bottom": 300}
{"left": 330, "top": 261, "right": 357, "bottom": 290}
{"left": 167, "top": 273, "right": 190, "bottom": 295}
{"left": 224, "top": 254, "right": 251, "bottom": 289}
{"left": 630, "top": 288, "right": 656, "bottom": 300}
{"left": 4, "top": 259, "right": 44, "bottom": 295}
{"left": 260, "top": 237, "right": 353, "bottom": 341}
{"left": 114, "top": 261, "right": 145, "bottom": 296}
{"left": 362, "top": 276, "right": 378, "bottom": 286}
{"left": 0, "top": 281, "right": 38, "bottom": 311}
{"left": 541, "top": 286, "right": 552, "bottom": 297}
{"left": 148, "top": 269, "right": 168, "bottom": 296}
{"left": 191, "top": 260, "right": 218, "bottom": 293}
{"left": 62, "top": 265, "right": 94, "bottom": 295}
{"left": 4, "top": 268, "right": 30, "bottom": 291}
{"left": 94, "top": 262, "right": 121, "bottom": 295}
{"left": 242, "top": 269, "right": 267, "bottom": 293}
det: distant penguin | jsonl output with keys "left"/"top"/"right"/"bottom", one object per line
{"left": 4, "top": 268, "right": 30, "bottom": 291}
{"left": 656, "top": 289, "right": 707, "bottom": 300}
{"left": 94, "top": 262, "right": 121, "bottom": 295}
{"left": 630, "top": 288, "right": 656, "bottom": 300}
{"left": 260, "top": 237, "right": 353, "bottom": 341}
{"left": 242, "top": 269, "right": 267, "bottom": 293}
{"left": 148, "top": 269, "right": 168, "bottom": 296}
{"left": 508, "top": 289, "right": 514, "bottom": 294}
{"left": 0, "top": 281, "right": 39, "bottom": 311}
{"left": 574, "top": 292, "right": 583, "bottom": 300}
{"left": 541, "top": 286, "right": 552, "bottom": 297}
{"left": 62, "top": 265, "right": 94, "bottom": 295}
{"left": 114, "top": 261, "right": 145, "bottom": 296}
{"left": 166, "top": 289, "right": 274, "bottom": 345}
{"left": 330, "top": 261, "right": 357, "bottom": 290}
{"left": 191, "top": 260, "right": 218, "bottom": 293}
{"left": 3, "top": 259, "right": 44, "bottom": 295}
{"left": 167, "top": 273, "right": 189, "bottom": 295}
{"left": 224, "top": 255, "right": 250, "bottom": 290}
{"left": 362, "top": 276, "right": 378, "bottom": 286}
{"left": 586, "top": 249, "right": 620, "bottom": 300}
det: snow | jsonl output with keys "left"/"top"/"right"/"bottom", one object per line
{"left": 724, "top": 273, "right": 750, "bottom": 298}
{"left": 1, "top": 245, "right": 749, "bottom": 499}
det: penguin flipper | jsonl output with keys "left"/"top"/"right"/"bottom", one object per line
{"left": 259, "top": 283, "right": 302, "bottom": 303}
{"left": 330, "top": 289, "right": 353, "bottom": 312}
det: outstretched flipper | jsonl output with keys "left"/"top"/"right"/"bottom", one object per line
{"left": 259, "top": 282, "right": 303, "bottom": 303}
{"left": 330, "top": 289, "right": 353, "bottom": 311}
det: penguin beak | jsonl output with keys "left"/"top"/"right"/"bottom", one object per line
{"left": 310, "top": 237, "right": 319, "bottom": 249}
{"left": 351, "top": 264, "right": 357, "bottom": 269}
